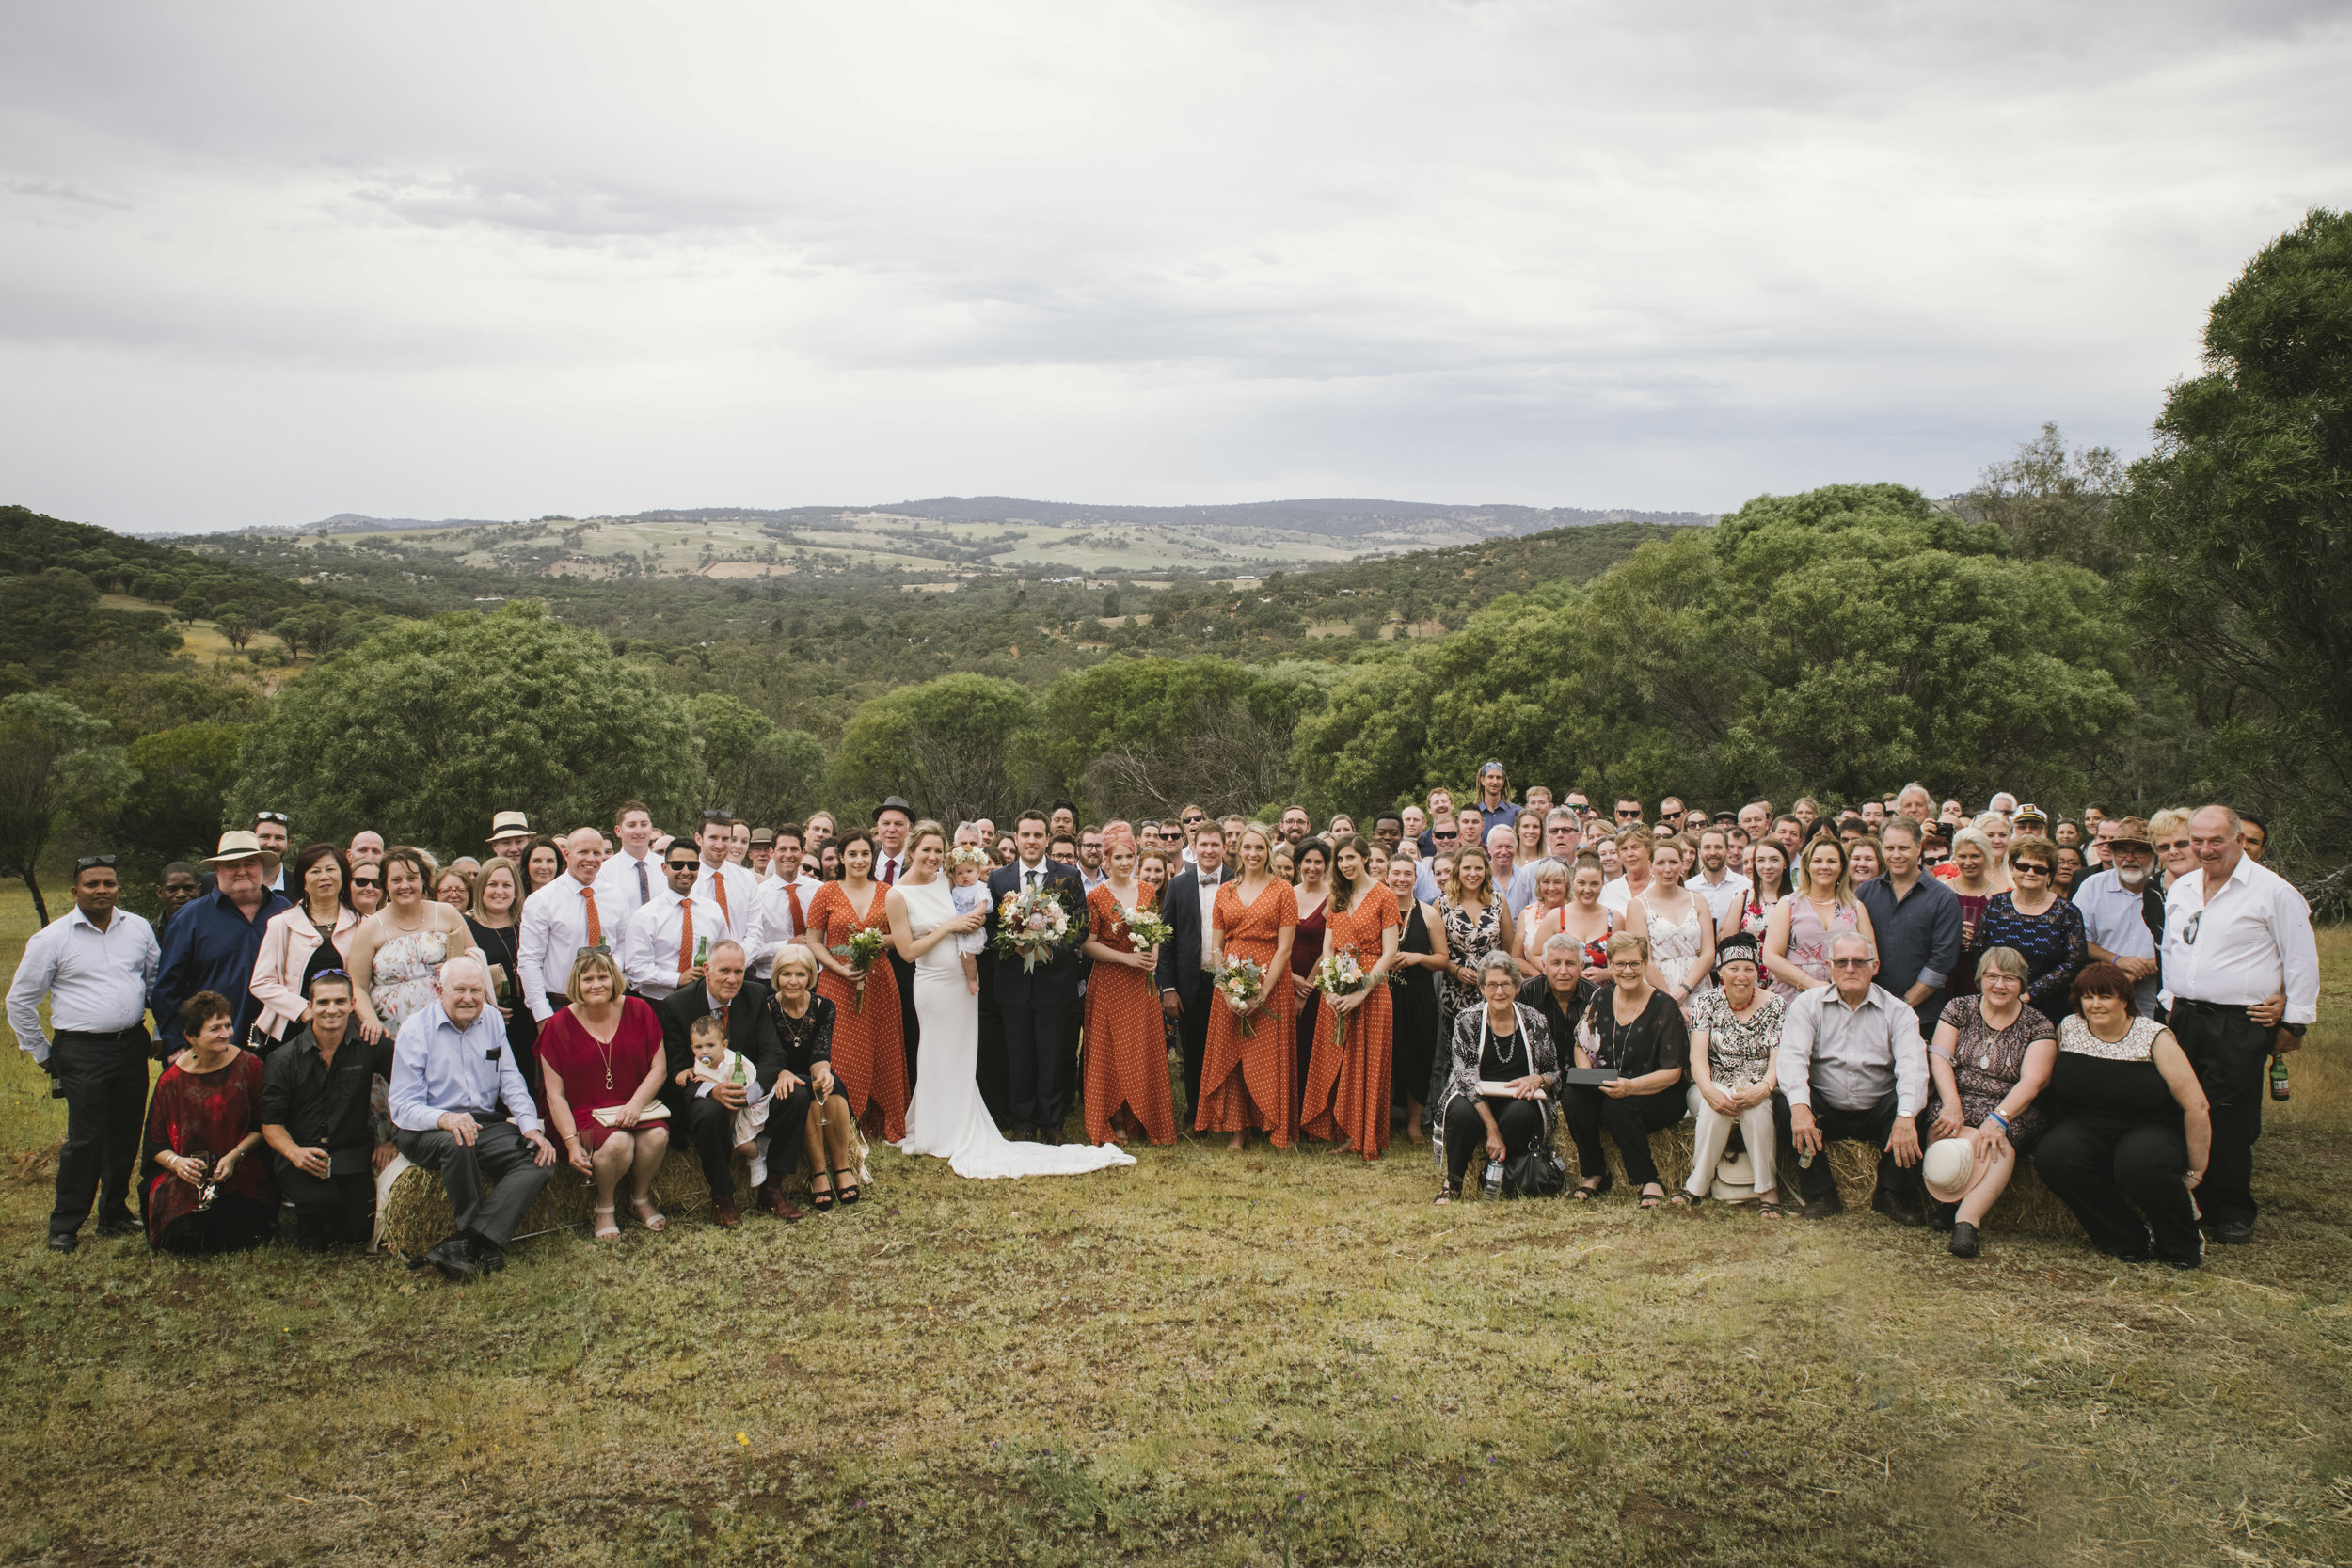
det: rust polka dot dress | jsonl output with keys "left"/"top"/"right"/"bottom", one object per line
{"left": 1082, "top": 883, "right": 1177, "bottom": 1146}
{"left": 803, "top": 879, "right": 906, "bottom": 1142}
{"left": 1301, "top": 890, "right": 1400, "bottom": 1160}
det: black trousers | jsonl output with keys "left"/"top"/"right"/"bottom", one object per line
{"left": 1175, "top": 987, "right": 1213, "bottom": 1125}
{"left": 1562, "top": 1082, "right": 1687, "bottom": 1188}
{"left": 890, "top": 951, "right": 919, "bottom": 1089}
{"left": 676, "top": 1093, "right": 738, "bottom": 1200}
{"left": 2168, "top": 1001, "right": 2268, "bottom": 1227}
{"left": 278, "top": 1164, "right": 375, "bottom": 1250}
{"left": 48, "top": 1030, "right": 151, "bottom": 1239}
{"left": 155, "top": 1196, "right": 275, "bottom": 1257}
{"left": 1004, "top": 1000, "right": 1068, "bottom": 1131}
{"left": 1773, "top": 1089, "right": 1917, "bottom": 1206}
{"left": 2035, "top": 1116, "right": 2200, "bottom": 1266}
{"left": 1443, "top": 1095, "right": 1549, "bottom": 1184}
{"left": 977, "top": 964, "right": 1010, "bottom": 1127}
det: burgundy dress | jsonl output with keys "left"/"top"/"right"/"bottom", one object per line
{"left": 535, "top": 998, "right": 667, "bottom": 1150}
{"left": 142, "top": 1053, "right": 276, "bottom": 1254}
{"left": 1292, "top": 895, "right": 1327, "bottom": 1099}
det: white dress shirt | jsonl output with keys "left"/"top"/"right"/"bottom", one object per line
{"left": 7, "top": 905, "right": 159, "bottom": 1062}
{"left": 691, "top": 859, "right": 761, "bottom": 935}
{"left": 622, "top": 889, "right": 731, "bottom": 1000}
{"left": 592, "top": 849, "right": 662, "bottom": 931}
{"left": 517, "top": 874, "right": 609, "bottom": 1022}
{"left": 1685, "top": 870, "right": 1753, "bottom": 927}
{"left": 742, "top": 872, "right": 826, "bottom": 969}
{"left": 2159, "top": 852, "right": 2320, "bottom": 1024}
{"left": 1194, "top": 866, "right": 1223, "bottom": 973}
{"left": 388, "top": 1000, "right": 542, "bottom": 1133}
{"left": 1776, "top": 982, "right": 1930, "bottom": 1117}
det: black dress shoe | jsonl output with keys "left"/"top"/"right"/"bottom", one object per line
{"left": 46, "top": 1232, "right": 77, "bottom": 1254}
{"left": 1872, "top": 1188, "right": 1927, "bottom": 1227}
{"left": 1947, "top": 1221, "right": 1979, "bottom": 1259}
{"left": 1799, "top": 1195, "right": 1843, "bottom": 1220}
{"left": 468, "top": 1234, "right": 507, "bottom": 1274}
{"left": 1929, "top": 1200, "right": 1958, "bottom": 1234}
{"left": 2212, "top": 1218, "right": 2255, "bottom": 1245}
{"left": 94, "top": 1210, "right": 140, "bottom": 1237}
{"left": 424, "top": 1235, "right": 481, "bottom": 1282}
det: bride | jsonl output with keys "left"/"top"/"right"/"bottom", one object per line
{"left": 888, "top": 821, "right": 1136, "bottom": 1180}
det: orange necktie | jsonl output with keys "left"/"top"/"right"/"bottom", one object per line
{"left": 581, "top": 885, "right": 602, "bottom": 948}
{"left": 711, "top": 869, "right": 729, "bottom": 926}
{"left": 786, "top": 882, "right": 805, "bottom": 937}
{"left": 676, "top": 897, "right": 695, "bottom": 974}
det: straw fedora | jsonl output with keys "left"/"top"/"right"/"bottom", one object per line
{"left": 201, "top": 830, "right": 267, "bottom": 866}
{"left": 486, "top": 810, "right": 533, "bottom": 845}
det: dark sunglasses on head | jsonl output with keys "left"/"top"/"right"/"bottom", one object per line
{"left": 74, "top": 854, "right": 119, "bottom": 871}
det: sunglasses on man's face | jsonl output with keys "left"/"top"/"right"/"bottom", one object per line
{"left": 667, "top": 859, "right": 700, "bottom": 873}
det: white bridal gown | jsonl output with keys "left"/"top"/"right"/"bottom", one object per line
{"left": 892, "top": 875, "right": 1136, "bottom": 1180}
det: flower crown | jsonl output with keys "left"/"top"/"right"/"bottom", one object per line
{"left": 946, "top": 845, "right": 993, "bottom": 873}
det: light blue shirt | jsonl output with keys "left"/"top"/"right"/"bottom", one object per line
{"left": 389, "top": 1000, "right": 542, "bottom": 1134}
{"left": 1415, "top": 862, "right": 1441, "bottom": 903}
{"left": 2071, "top": 868, "right": 2161, "bottom": 1018}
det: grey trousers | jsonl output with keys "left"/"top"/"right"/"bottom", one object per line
{"left": 392, "top": 1120, "right": 551, "bottom": 1249}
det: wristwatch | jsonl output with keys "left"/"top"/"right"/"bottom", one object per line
{"left": 2281, "top": 1022, "right": 2307, "bottom": 1037}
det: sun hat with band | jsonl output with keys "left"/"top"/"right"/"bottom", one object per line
{"left": 486, "top": 810, "right": 532, "bottom": 845}
{"left": 2105, "top": 816, "right": 2154, "bottom": 852}
{"left": 1921, "top": 1137, "right": 1977, "bottom": 1203}
{"left": 200, "top": 830, "right": 267, "bottom": 866}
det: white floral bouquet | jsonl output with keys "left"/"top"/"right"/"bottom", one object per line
{"left": 1216, "top": 957, "right": 1267, "bottom": 1037}
{"left": 1313, "top": 945, "right": 1371, "bottom": 1050}
{"left": 833, "top": 926, "right": 891, "bottom": 1013}
{"left": 993, "top": 882, "right": 1072, "bottom": 973}
{"left": 1120, "top": 904, "right": 1175, "bottom": 952}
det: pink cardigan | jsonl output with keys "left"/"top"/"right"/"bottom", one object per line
{"left": 249, "top": 902, "right": 361, "bottom": 1043}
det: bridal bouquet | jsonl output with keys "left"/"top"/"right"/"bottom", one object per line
{"left": 1215, "top": 957, "right": 1266, "bottom": 1037}
{"left": 834, "top": 927, "right": 891, "bottom": 1013}
{"left": 1120, "top": 905, "right": 1175, "bottom": 953}
{"left": 1313, "top": 945, "right": 1372, "bottom": 1050}
{"left": 992, "top": 882, "right": 1071, "bottom": 973}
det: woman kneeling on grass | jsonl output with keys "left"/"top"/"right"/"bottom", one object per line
{"left": 1917, "top": 945, "right": 2057, "bottom": 1259}
{"left": 1433, "top": 951, "right": 1558, "bottom": 1204}
{"left": 142, "top": 992, "right": 275, "bottom": 1255}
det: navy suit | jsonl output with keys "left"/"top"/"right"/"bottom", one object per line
{"left": 987, "top": 858, "right": 1087, "bottom": 1132}
{"left": 1154, "top": 866, "right": 1220, "bottom": 1119}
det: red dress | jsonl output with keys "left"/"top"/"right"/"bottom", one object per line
{"left": 1302, "top": 890, "right": 1401, "bottom": 1160}
{"left": 535, "top": 998, "right": 666, "bottom": 1150}
{"left": 1196, "top": 879, "right": 1300, "bottom": 1146}
{"left": 141, "top": 1053, "right": 275, "bottom": 1250}
{"left": 805, "top": 879, "right": 907, "bottom": 1141}
{"left": 1083, "top": 883, "right": 1177, "bottom": 1146}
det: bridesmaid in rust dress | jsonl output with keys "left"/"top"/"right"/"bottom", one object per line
{"left": 1302, "top": 835, "right": 1402, "bottom": 1160}
{"left": 1198, "top": 823, "right": 1300, "bottom": 1149}
{"left": 803, "top": 831, "right": 908, "bottom": 1142}
{"left": 1080, "top": 839, "right": 1177, "bottom": 1146}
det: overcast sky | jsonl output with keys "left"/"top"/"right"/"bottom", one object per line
{"left": 4, "top": 2, "right": 2346, "bottom": 533}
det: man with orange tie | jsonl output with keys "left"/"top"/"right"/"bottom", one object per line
{"left": 744, "top": 822, "right": 824, "bottom": 972}
{"left": 691, "top": 811, "right": 759, "bottom": 940}
{"left": 622, "top": 845, "right": 730, "bottom": 1002}
{"left": 517, "top": 826, "right": 610, "bottom": 1022}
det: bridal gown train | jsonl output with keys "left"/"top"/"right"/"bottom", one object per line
{"left": 892, "top": 877, "right": 1136, "bottom": 1180}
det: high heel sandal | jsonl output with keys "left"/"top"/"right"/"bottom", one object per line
{"left": 808, "top": 1171, "right": 836, "bottom": 1213}
{"left": 591, "top": 1204, "right": 620, "bottom": 1241}
{"left": 629, "top": 1196, "right": 667, "bottom": 1232}
{"left": 834, "top": 1166, "right": 861, "bottom": 1206}
{"left": 1434, "top": 1180, "right": 1459, "bottom": 1205}
{"left": 1570, "top": 1174, "right": 1613, "bottom": 1202}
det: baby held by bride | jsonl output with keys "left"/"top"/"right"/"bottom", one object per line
{"left": 947, "top": 845, "right": 993, "bottom": 996}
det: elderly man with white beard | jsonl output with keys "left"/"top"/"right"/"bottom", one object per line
{"left": 2071, "top": 816, "right": 2165, "bottom": 1020}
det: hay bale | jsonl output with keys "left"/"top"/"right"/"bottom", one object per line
{"left": 383, "top": 1149, "right": 757, "bottom": 1258}
{"left": 1555, "top": 1113, "right": 2085, "bottom": 1238}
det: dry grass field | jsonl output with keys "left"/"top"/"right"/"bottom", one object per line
{"left": 1, "top": 885, "right": 2347, "bottom": 1566}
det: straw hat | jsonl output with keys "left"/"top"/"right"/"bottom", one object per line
{"left": 1921, "top": 1138, "right": 1976, "bottom": 1203}
{"left": 486, "top": 810, "right": 532, "bottom": 845}
{"left": 201, "top": 830, "right": 267, "bottom": 865}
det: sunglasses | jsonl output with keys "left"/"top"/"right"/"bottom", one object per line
{"left": 352, "top": 875, "right": 381, "bottom": 887}
{"left": 1182, "top": 814, "right": 1205, "bottom": 825}
{"left": 2011, "top": 862, "right": 2052, "bottom": 876}
{"left": 1615, "top": 809, "right": 1641, "bottom": 819}
{"left": 255, "top": 812, "right": 290, "bottom": 825}
{"left": 666, "top": 858, "right": 701, "bottom": 871}
{"left": 74, "top": 854, "right": 119, "bottom": 871}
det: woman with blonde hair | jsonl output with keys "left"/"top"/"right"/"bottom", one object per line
{"left": 2146, "top": 807, "right": 2196, "bottom": 889}
{"left": 1565, "top": 931, "right": 1691, "bottom": 1207}
{"left": 1436, "top": 844, "right": 1517, "bottom": 1037}
{"left": 347, "top": 847, "right": 479, "bottom": 1045}
{"left": 764, "top": 943, "right": 861, "bottom": 1211}
{"left": 1973, "top": 811, "right": 2016, "bottom": 882}
{"left": 1623, "top": 833, "right": 1714, "bottom": 1013}
{"left": 536, "top": 947, "right": 670, "bottom": 1239}
{"left": 1762, "top": 834, "right": 1877, "bottom": 999}
{"left": 1199, "top": 823, "right": 1302, "bottom": 1150}
{"left": 1943, "top": 826, "right": 2009, "bottom": 984}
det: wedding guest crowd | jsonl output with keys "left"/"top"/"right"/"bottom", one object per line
{"left": 7, "top": 777, "right": 2318, "bottom": 1278}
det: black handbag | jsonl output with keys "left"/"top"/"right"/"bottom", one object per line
{"left": 1504, "top": 1141, "right": 1568, "bottom": 1197}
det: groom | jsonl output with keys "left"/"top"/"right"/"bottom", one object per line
{"left": 986, "top": 809, "right": 1087, "bottom": 1143}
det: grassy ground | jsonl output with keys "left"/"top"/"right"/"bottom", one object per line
{"left": 1, "top": 886, "right": 2348, "bottom": 1566}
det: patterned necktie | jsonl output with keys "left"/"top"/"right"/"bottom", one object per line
{"left": 636, "top": 856, "right": 648, "bottom": 906}
{"left": 786, "top": 882, "right": 805, "bottom": 937}
{"left": 580, "top": 885, "right": 601, "bottom": 949}
{"left": 710, "top": 868, "right": 729, "bottom": 926}
{"left": 719, "top": 1001, "right": 731, "bottom": 1034}
{"left": 676, "top": 897, "right": 695, "bottom": 974}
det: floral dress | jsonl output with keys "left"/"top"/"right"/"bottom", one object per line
{"left": 1932, "top": 996, "right": 2056, "bottom": 1148}
{"left": 371, "top": 927, "right": 453, "bottom": 1031}
{"left": 1437, "top": 897, "right": 1503, "bottom": 1019}
{"left": 1771, "top": 895, "right": 1859, "bottom": 1001}
{"left": 1686, "top": 987, "right": 1785, "bottom": 1092}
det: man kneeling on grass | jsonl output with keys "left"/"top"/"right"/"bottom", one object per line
{"left": 388, "top": 955, "right": 557, "bottom": 1281}
{"left": 260, "top": 969, "right": 396, "bottom": 1252}
{"left": 1772, "top": 932, "right": 1930, "bottom": 1225}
